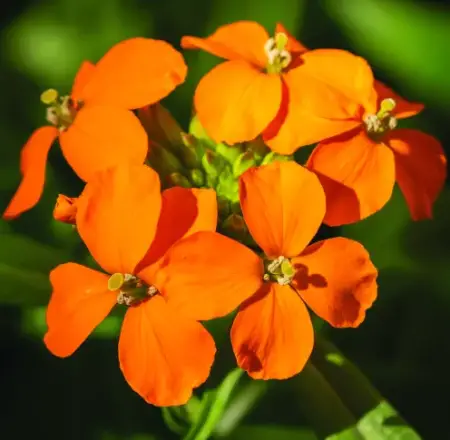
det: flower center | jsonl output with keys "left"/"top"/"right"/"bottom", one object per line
{"left": 40, "top": 88, "right": 81, "bottom": 131}
{"left": 364, "top": 98, "right": 398, "bottom": 141}
{"left": 107, "top": 273, "right": 158, "bottom": 306}
{"left": 264, "top": 32, "right": 291, "bottom": 74}
{"left": 263, "top": 256, "right": 296, "bottom": 285}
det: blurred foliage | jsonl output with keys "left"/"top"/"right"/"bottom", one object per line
{"left": 1, "top": 0, "right": 450, "bottom": 438}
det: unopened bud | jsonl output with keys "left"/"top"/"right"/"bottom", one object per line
{"left": 167, "top": 172, "right": 191, "bottom": 188}
{"left": 189, "top": 169, "right": 205, "bottom": 187}
{"left": 147, "top": 142, "right": 184, "bottom": 178}
{"left": 180, "top": 133, "right": 201, "bottom": 168}
{"left": 222, "top": 213, "right": 248, "bottom": 241}
{"left": 138, "top": 104, "right": 183, "bottom": 154}
{"left": 53, "top": 194, "right": 77, "bottom": 224}
{"left": 202, "top": 150, "right": 220, "bottom": 179}
{"left": 245, "top": 137, "right": 269, "bottom": 162}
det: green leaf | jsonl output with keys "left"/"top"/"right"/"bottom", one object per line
{"left": 214, "top": 380, "right": 268, "bottom": 437}
{"left": 21, "top": 306, "right": 122, "bottom": 339}
{"left": 183, "top": 368, "right": 245, "bottom": 440}
{"left": 313, "top": 337, "right": 422, "bottom": 440}
{"left": 327, "top": 402, "right": 421, "bottom": 440}
{"left": 0, "top": 232, "right": 69, "bottom": 306}
{"left": 226, "top": 425, "right": 318, "bottom": 440}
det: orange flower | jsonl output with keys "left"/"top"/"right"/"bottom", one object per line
{"left": 307, "top": 81, "right": 447, "bottom": 226}
{"left": 53, "top": 194, "right": 78, "bottom": 224}
{"left": 44, "top": 163, "right": 223, "bottom": 406}
{"left": 3, "top": 38, "right": 187, "bottom": 220}
{"left": 158, "top": 161, "right": 378, "bottom": 379}
{"left": 182, "top": 21, "right": 373, "bottom": 153}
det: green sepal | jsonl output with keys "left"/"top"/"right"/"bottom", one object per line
{"left": 232, "top": 150, "right": 257, "bottom": 178}
{"left": 261, "top": 151, "right": 293, "bottom": 166}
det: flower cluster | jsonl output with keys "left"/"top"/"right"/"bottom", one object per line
{"left": 3, "top": 21, "right": 446, "bottom": 407}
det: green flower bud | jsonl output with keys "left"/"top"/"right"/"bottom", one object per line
{"left": 189, "top": 168, "right": 205, "bottom": 187}
{"left": 167, "top": 172, "right": 191, "bottom": 188}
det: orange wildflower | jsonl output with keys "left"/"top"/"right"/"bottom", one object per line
{"left": 53, "top": 194, "right": 78, "bottom": 224}
{"left": 182, "top": 21, "right": 373, "bottom": 153}
{"left": 158, "top": 161, "right": 378, "bottom": 379}
{"left": 44, "top": 163, "right": 223, "bottom": 406}
{"left": 307, "top": 81, "right": 447, "bottom": 226}
{"left": 3, "top": 38, "right": 187, "bottom": 220}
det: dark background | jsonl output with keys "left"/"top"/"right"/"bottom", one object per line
{"left": 1, "top": 0, "right": 449, "bottom": 438}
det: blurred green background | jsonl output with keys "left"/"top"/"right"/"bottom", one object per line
{"left": 1, "top": 0, "right": 449, "bottom": 438}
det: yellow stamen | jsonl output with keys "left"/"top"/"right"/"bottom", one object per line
{"left": 40, "top": 88, "right": 59, "bottom": 105}
{"left": 108, "top": 273, "right": 125, "bottom": 291}
{"left": 377, "top": 98, "right": 396, "bottom": 119}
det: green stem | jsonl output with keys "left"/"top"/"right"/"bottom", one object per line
{"left": 213, "top": 380, "right": 268, "bottom": 437}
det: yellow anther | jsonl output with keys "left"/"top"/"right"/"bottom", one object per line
{"left": 108, "top": 273, "right": 125, "bottom": 291}
{"left": 377, "top": 98, "right": 396, "bottom": 119}
{"left": 40, "top": 88, "right": 59, "bottom": 105}
{"left": 380, "top": 98, "right": 396, "bottom": 113}
{"left": 275, "top": 32, "right": 288, "bottom": 51}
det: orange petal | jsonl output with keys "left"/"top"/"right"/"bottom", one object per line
{"left": 231, "top": 283, "right": 314, "bottom": 379}
{"left": 194, "top": 60, "right": 282, "bottom": 145}
{"left": 181, "top": 21, "right": 269, "bottom": 67}
{"left": 76, "top": 164, "right": 162, "bottom": 275}
{"left": 44, "top": 263, "right": 116, "bottom": 357}
{"left": 135, "top": 187, "right": 217, "bottom": 272}
{"left": 300, "top": 50, "right": 375, "bottom": 112}
{"left": 292, "top": 237, "right": 378, "bottom": 328}
{"left": 153, "top": 231, "right": 263, "bottom": 321}
{"left": 307, "top": 129, "right": 396, "bottom": 226}
{"left": 368, "top": 80, "right": 424, "bottom": 119}
{"left": 71, "top": 61, "right": 96, "bottom": 102}
{"left": 265, "top": 69, "right": 362, "bottom": 154}
{"left": 53, "top": 194, "right": 78, "bottom": 224}
{"left": 387, "top": 129, "right": 447, "bottom": 220}
{"left": 80, "top": 38, "right": 187, "bottom": 109}
{"left": 119, "top": 296, "right": 216, "bottom": 406}
{"left": 3, "top": 126, "right": 58, "bottom": 220}
{"left": 239, "top": 161, "right": 325, "bottom": 258}
{"left": 274, "top": 23, "right": 308, "bottom": 55}
{"left": 59, "top": 105, "right": 147, "bottom": 182}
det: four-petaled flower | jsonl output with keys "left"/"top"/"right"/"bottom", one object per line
{"left": 157, "top": 161, "right": 378, "bottom": 379}
{"left": 45, "top": 163, "right": 233, "bottom": 406}
{"left": 307, "top": 81, "right": 447, "bottom": 225}
{"left": 3, "top": 38, "right": 187, "bottom": 219}
{"left": 182, "top": 21, "right": 374, "bottom": 154}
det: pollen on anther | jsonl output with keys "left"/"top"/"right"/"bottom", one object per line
{"left": 147, "top": 286, "right": 158, "bottom": 297}
{"left": 41, "top": 88, "right": 59, "bottom": 105}
{"left": 380, "top": 98, "right": 396, "bottom": 113}
{"left": 108, "top": 273, "right": 125, "bottom": 291}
